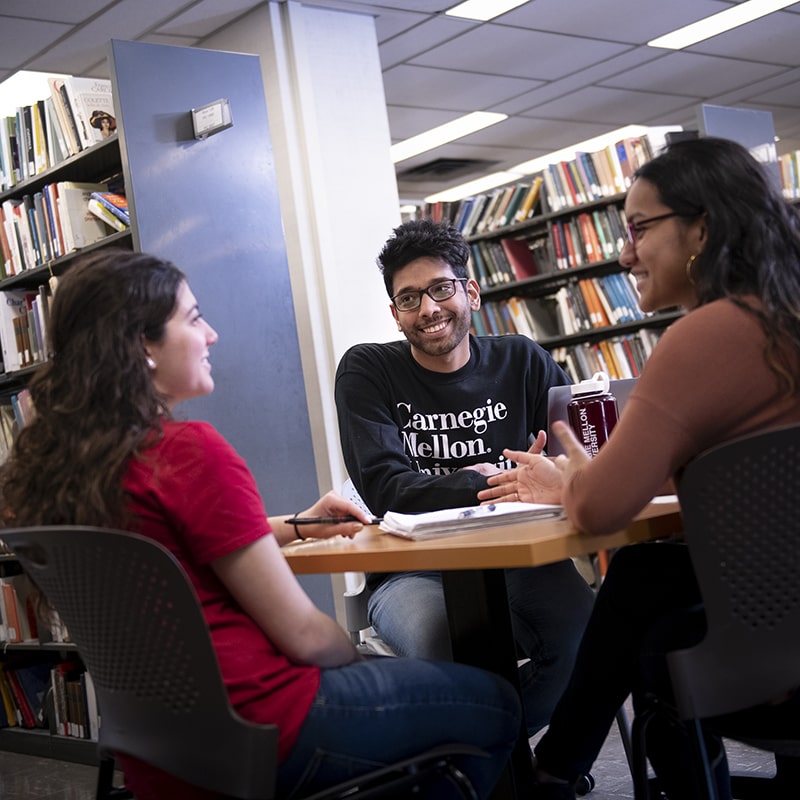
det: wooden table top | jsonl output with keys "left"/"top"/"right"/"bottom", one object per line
{"left": 283, "top": 498, "right": 682, "bottom": 574}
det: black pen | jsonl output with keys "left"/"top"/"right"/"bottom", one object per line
{"left": 291, "top": 515, "right": 383, "bottom": 525}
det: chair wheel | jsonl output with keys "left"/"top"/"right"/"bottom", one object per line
{"left": 575, "top": 773, "right": 595, "bottom": 795}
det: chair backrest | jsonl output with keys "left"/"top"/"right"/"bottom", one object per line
{"left": 668, "top": 423, "right": 800, "bottom": 720}
{"left": 1, "top": 526, "right": 278, "bottom": 800}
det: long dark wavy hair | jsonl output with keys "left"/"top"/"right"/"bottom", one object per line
{"left": 634, "top": 136, "right": 800, "bottom": 393}
{"left": 0, "top": 249, "right": 185, "bottom": 527}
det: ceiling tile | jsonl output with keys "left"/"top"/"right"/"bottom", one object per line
{"left": 686, "top": 7, "right": 800, "bottom": 66}
{"left": 382, "top": 64, "right": 544, "bottom": 112}
{"left": 0, "top": 16, "right": 72, "bottom": 68}
{"left": 600, "top": 51, "right": 787, "bottom": 97}
{"left": 155, "top": 0, "right": 264, "bottom": 38}
{"left": 378, "top": 16, "right": 478, "bottom": 70}
{"left": 409, "top": 26, "right": 630, "bottom": 81}
{"left": 23, "top": 0, "right": 199, "bottom": 74}
{"left": 0, "top": 0, "right": 109, "bottom": 23}
{"left": 497, "top": 0, "right": 734, "bottom": 43}
{"left": 528, "top": 85, "right": 698, "bottom": 125}
{"left": 494, "top": 48, "right": 670, "bottom": 115}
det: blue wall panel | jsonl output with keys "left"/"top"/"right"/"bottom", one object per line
{"left": 110, "top": 40, "right": 333, "bottom": 611}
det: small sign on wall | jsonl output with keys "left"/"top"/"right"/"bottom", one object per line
{"left": 191, "top": 98, "right": 233, "bottom": 139}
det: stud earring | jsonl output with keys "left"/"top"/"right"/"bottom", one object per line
{"left": 146, "top": 357, "right": 156, "bottom": 369}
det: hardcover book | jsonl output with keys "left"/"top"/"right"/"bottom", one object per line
{"left": 60, "top": 77, "right": 116, "bottom": 150}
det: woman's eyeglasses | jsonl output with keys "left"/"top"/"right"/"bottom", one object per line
{"left": 625, "top": 212, "right": 683, "bottom": 246}
{"left": 626, "top": 210, "right": 703, "bottom": 247}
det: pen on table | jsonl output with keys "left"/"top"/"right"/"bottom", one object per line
{"left": 291, "top": 515, "right": 383, "bottom": 525}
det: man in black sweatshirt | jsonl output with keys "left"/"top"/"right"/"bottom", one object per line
{"left": 335, "top": 219, "right": 594, "bottom": 736}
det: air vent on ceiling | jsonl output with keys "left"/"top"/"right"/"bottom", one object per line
{"left": 397, "top": 158, "right": 498, "bottom": 181}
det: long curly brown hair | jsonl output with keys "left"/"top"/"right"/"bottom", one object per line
{"left": 0, "top": 249, "right": 185, "bottom": 527}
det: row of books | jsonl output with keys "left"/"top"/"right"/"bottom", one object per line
{"left": 473, "top": 271, "right": 645, "bottom": 342}
{"left": 549, "top": 205, "right": 627, "bottom": 270}
{"left": 422, "top": 134, "right": 659, "bottom": 235}
{"left": 451, "top": 176, "right": 544, "bottom": 237}
{"left": 0, "top": 573, "right": 38, "bottom": 644}
{"left": 0, "top": 660, "right": 50, "bottom": 730}
{"left": 778, "top": 150, "right": 800, "bottom": 200}
{"left": 468, "top": 203, "right": 630, "bottom": 292}
{"left": 472, "top": 296, "right": 560, "bottom": 342}
{"left": 539, "top": 135, "right": 653, "bottom": 213}
{"left": 0, "top": 180, "right": 129, "bottom": 279}
{"left": 0, "top": 77, "right": 116, "bottom": 192}
{"left": 552, "top": 275, "right": 646, "bottom": 335}
{"left": 49, "top": 660, "right": 99, "bottom": 740}
{"left": 468, "top": 235, "right": 551, "bottom": 289}
{"left": 551, "top": 328, "right": 665, "bottom": 383}
{"left": 0, "top": 658, "right": 98, "bottom": 740}
{"left": 0, "top": 390, "right": 33, "bottom": 465}
{"left": 0, "top": 570, "right": 69, "bottom": 646}
{"left": 0, "top": 287, "right": 51, "bottom": 373}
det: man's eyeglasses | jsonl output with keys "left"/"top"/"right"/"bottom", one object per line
{"left": 391, "top": 278, "right": 468, "bottom": 312}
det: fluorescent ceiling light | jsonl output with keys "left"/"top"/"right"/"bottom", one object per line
{"left": 446, "top": 0, "right": 529, "bottom": 21}
{"left": 0, "top": 70, "right": 71, "bottom": 116}
{"left": 424, "top": 124, "right": 682, "bottom": 203}
{"left": 391, "top": 111, "right": 507, "bottom": 163}
{"left": 648, "top": 0, "right": 796, "bottom": 50}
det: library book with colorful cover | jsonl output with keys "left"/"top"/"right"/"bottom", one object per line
{"left": 380, "top": 501, "right": 564, "bottom": 540}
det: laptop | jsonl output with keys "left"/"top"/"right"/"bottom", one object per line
{"left": 546, "top": 378, "right": 638, "bottom": 457}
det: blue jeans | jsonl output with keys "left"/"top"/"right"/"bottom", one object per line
{"left": 276, "top": 656, "right": 521, "bottom": 799}
{"left": 368, "top": 562, "right": 595, "bottom": 735}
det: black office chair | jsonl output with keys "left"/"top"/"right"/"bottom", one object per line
{"left": 630, "top": 423, "right": 800, "bottom": 800}
{"left": 1, "top": 526, "right": 485, "bottom": 800}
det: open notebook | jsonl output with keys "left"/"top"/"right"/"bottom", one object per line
{"left": 546, "top": 378, "right": 638, "bottom": 457}
{"left": 380, "top": 501, "right": 564, "bottom": 540}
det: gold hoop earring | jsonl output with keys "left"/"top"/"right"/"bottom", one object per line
{"left": 685, "top": 254, "right": 697, "bottom": 284}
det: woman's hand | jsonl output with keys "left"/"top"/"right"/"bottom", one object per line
{"left": 549, "top": 420, "right": 591, "bottom": 484}
{"left": 476, "top": 424, "right": 589, "bottom": 505}
{"left": 477, "top": 449, "right": 564, "bottom": 504}
{"left": 276, "top": 490, "right": 372, "bottom": 545}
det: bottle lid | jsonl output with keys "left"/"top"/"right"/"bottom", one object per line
{"left": 570, "top": 371, "right": 611, "bottom": 397}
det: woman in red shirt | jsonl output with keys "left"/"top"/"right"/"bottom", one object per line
{"left": 0, "top": 249, "right": 521, "bottom": 799}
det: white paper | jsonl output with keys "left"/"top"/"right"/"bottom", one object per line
{"left": 380, "top": 501, "right": 564, "bottom": 540}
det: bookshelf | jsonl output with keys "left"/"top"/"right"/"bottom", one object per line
{"left": 0, "top": 38, "right": 323, "bottom": 762}
{"left": 0, "top": 134, "right": 131, "bottom": 404}
{"left": 0, "top": 553, "right": 98, "bottom": 764}
{"left": 423, "top": 133, "right": 681, "bottom": 382}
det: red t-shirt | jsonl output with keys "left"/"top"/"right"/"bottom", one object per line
{"left": 118, "top": 421, "right": 320, "bottom": 797}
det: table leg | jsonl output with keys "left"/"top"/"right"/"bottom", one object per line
{"left": 442, "top": 568, "right": 534, "bottom": 800}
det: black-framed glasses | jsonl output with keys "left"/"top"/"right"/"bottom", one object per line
{"left": 625, "top": 212, "right": 683, "bottom": 246}
{"left": 626, "top": 208, "right": 705, "bottom": 247}
{"left": 391, "top": 278, "right": 468, "bottom": 312}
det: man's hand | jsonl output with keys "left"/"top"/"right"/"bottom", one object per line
{"left": 461, "top": 462, "right": 502, "bottom": 476}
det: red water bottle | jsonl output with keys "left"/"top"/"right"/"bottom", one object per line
{"left": 567, "top": 372, "right": 619, "bottom": 458}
